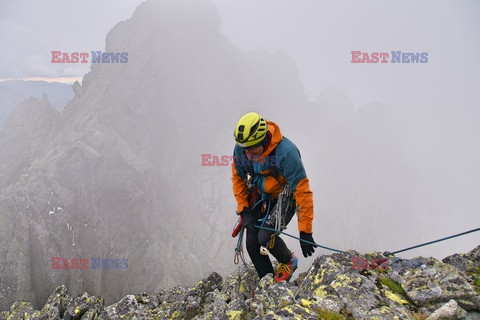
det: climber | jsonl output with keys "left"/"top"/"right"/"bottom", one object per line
{"left": 232, "top": 112, "right": 317, "bottom": 282}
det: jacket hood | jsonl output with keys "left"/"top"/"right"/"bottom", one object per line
{"left": 262, "top": 120, "right": 282, "bottom": 156}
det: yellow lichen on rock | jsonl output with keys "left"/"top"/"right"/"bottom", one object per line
{"left": 331, "top": 274, "right": 353, "bottom": 289}
{"left": 385, "top": 290, "right": 409, "bottom": 305}
{"left": 239, "top": 282, "right": 246, "bottom": 293}
{"left": 314, "top": 269, "right": 325, "bottom": 285}
{"left": 314, "top": 285, "right": 328, "bottom": 298}
{"left": 300, "top": 298, "right": 312, "bottom": 308}
{"left": 170, "top": 310, "right": 182, "bottom": 319}
{"left": 226, "top": 310, "right": 243, "bottom": 320}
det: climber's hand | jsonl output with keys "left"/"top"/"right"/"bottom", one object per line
{"left": 239, "top": 207, "right": 254, "bottom": 231}
{"left": 300, "top": 232, "right": 316, "bottom": 257}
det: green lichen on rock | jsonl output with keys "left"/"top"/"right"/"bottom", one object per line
{"left": 62, "top": 292, "right": 104, "bottom": 319}
{"left": 40, "top": 284, "right": 71, "bottom": 319}
{"left": 3, "top": 246, "right": 480, "bottom": 319}
{"left": 384, "top": 290, "right": 409, "bottom": 306}
{"left": 409, "top": 311, "right": 428, "bottom": 320}
{"left": 0, "top": 311, "right": 9, "bottom": 320}
{"left": 316, "top": 308, "right": 346, "bottom": 320}
{"left": 225, "top": 309, "right": 244, "bottom": 320}
{"left": 474, "top": 267, "right": 480, "bottom": 290}
{"left": 6, "top": 301, "right": 41, "bottom": 320}
{"left": 397, "top": 256, "right": 480, "bottom": 312}
{"left": 379, "top": 276, "right": 405, "bottom": 296}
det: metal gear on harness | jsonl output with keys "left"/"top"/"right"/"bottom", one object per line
{"left": 268, "top": 234, "right": 276, "bottom": 249}
{"left": 233, "top": 228, "right": 249, "bottom": 267}
{"left": 265, "top": 184, "right": 294, "bottom": 234}
{"left": 256, "top": 184, "right": 293, "bottom": 256}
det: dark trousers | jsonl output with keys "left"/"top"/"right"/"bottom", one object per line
{"left": 245, "top": 200, "right": 295, "bottom": 279}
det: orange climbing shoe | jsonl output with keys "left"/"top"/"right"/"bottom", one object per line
{"left": 275, "top": 253, "right": 298, "bottom": 282}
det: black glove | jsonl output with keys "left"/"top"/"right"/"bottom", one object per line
{"left": 239, "top": 207, "right": 254, "bottom": 230}
{"left": 300, "top": 232, "right": 316, "bottom": 257}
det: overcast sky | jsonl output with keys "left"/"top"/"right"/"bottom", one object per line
{"left": 0, "top": 0, "right": 144, "bottom": 82}
{"left": 0, "top": 0, "right": 479, "bottom": 258}
{"left": 1, "top": 0, "right": 479, "bottom": 107}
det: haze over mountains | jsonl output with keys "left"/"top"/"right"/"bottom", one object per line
{"left": 0, "top": 0, "right": 310, "bottom": 309}
{"left": 0, "top": 0, "right": 478, "bottom": 312}
{"left": 0, "top": 80, "right": 73, "bottom": 128}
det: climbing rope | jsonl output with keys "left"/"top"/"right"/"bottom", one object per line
{"left": 251, "top": 225, "right": 480, "bottom": 256}
{"left": 233, "top": 175, "right": 480, "bottom": 260}
{"left": 383, "top": 227, "right": 480, "bottom": 256}
{"left": 255, "top": 225, "right": 345, "bottom": 253}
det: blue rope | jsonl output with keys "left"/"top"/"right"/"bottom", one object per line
{"left": 384, "top": 227, "right": 480, "bottom": 256}
{"left": 254, "top": 225, "right": 480, "bottom": 256}
{"left": 255, "top": 225, "right": 345, "bottom": 253}
{"left": 235, "top": 228, "right": 244, "bottom": 253}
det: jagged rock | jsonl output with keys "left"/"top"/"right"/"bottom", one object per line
{"left": 296, "top": 251, "right": 412, "bottom": 319}
{"left": 194, "top": 289, "right": 231, "bottom": 319}
{"left": 40, "top": 285, "right": 71, "bottom": 319}
{"left": 0, "top": 311, "right": 8, "bottom": 320}
{"left": 132, "top": 272, "right": 224, "bottom": 319}
{"left": 426, "top": 299, "right": 467, "bottom": 320}
{"left": 466, "top": 311, "right": 480, "bottom": 320}
{"left": 443, "top": 245, "right": 480, "bottom": 282}
{"left": 392, "top": 257, "right": 480, "bottom": 312}
{"left": 221, "top": 264, "right": 259, "bottom": 301}
{"left": 0, "top": 0, "right": 309, "bottom": 310}
{"left": 99, "top": 295, "right": 146, "bottom": 319}
{"left": 79, "top": 304, "right": 103, "bottom": 320}
{"left": 72, "top": 81, "right": 84, "bottom": 97}
{"left": 248, "top": 274, "right": 317, "bottom": 319}
{"left": 63, "top": 292, "right": 104, "bottom": 320}
{"left": 6, "top": 301, "right": 42, "bottom": 319}
{"left": 3, "top": 248, "right": 480, "bottom": 319}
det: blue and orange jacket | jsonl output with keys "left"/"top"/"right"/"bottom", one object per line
{"left": 231, "top": 121, "right": 314, "bottom": 233}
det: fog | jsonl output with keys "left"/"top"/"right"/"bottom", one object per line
{"left": 0, "top": 0, "right": 479, "bottom": 309}
{"left": 211, "top": 0, "right": 480, "bottom": 261}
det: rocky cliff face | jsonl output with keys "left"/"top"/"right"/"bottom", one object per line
{"left": 1, "top": 246, "right": 479, "bottom": 319}
{"left": 2, "top": 0, "right": 476, "bottom": 314}
{"left": 0, "top": 80, "right": 73, "bottom": 130}
{"left": 0, "top": 0, "right": 310, "bottom": 311}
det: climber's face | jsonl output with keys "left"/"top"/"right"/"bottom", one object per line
{"left": 244, "top": 145, "right": 264, "bottom": 158}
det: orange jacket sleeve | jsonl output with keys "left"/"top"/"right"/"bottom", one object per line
{"left": 276, "top": 141, "right": 314, "bottom": 233}
{"left": 231, "top": 164, "right": 249, "bottom": 213}
{"left": 293, "top": 177, "right": 314, "bottom": 233}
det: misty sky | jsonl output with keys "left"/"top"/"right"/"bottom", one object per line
{"left": 1, "top": 0, "right": 479, "bottom": 259}
{"left": 1, "top": 0, "right": 479, "bottom": 107}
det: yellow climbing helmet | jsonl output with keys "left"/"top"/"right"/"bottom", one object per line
{"left": 234, "top": 112, "right": 268, "bottom": 148}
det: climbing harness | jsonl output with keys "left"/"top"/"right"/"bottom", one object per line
{"left": 265, "top": 184, "right": 294, "bottom": 234}
{"left": 257, "top": 184, "right": 294, "bottom": 256}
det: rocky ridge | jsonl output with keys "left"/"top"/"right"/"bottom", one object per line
{"left": 0, "top": 0, "right": 310, "bottom": 309}
{"left": 1, "top": 246, "right": 479, "bottom": 320}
